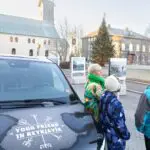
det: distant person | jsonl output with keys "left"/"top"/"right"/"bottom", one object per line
{"left": 99, "top": 75, "right": 130, "bottom": 150}
{"left": 135, "top": 85, "right": 150, "bottom": 150}
{"left": 84, "top": 63, "right": 105, "bottom": 149}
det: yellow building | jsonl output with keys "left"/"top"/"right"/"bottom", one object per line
{"left": 82, "top": 26, "right": 150, "bottom": 65}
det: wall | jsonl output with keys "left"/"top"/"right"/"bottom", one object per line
{"left": 0, "top": 33, "right": 57, "bottom": 57}
{"left": 82, "top": 35, "right": 150, "bottom": 65}
{"left": 121, "top": 38, "right": 150, "bottom": 65}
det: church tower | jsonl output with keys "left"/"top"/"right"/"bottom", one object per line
{"left": 38, "top": 0, "right": 55, "bottom": 24}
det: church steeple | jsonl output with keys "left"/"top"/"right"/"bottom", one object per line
{"left": 38, "top": 0, "right": 55, "bottom": 24}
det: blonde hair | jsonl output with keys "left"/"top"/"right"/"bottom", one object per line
{"left": 88, "top": 63, "right": 102, "bottom": 74}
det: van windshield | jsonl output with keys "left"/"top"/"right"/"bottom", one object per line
{"left": 0, "top": 58, "right": 78, "bottom": 103}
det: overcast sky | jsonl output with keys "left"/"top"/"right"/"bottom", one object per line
{"left": 0, "top": 0, "right": 149, "bottom": 35}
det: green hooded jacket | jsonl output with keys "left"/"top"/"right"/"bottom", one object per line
{"left": 84, "top": 73, "right": 105, "bottom": 121}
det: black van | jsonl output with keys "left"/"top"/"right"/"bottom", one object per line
{"left": 0, "top": 55, "right": 104, "bottom": 150}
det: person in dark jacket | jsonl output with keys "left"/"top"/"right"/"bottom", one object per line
{"left": 99, "top": 75, "right": 130, "bottom": 150}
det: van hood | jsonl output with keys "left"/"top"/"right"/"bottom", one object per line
{"left": 0, "top": 104, "right": 97, "bottom": 150}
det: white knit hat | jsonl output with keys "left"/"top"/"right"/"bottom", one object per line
{"left": 105, "top": 75, "right": 121, "bottom": 92}
{"left": 88, "top": 64, "right": 102, "bottom": 73}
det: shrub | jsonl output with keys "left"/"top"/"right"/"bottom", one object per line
{"left": 60, "top": 61, "right": 70, "bottom": 69}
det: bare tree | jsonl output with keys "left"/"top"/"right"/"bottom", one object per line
{"left": 56, "top": 19, "right": 84, "bottom": 61}
{"left": 56, "top": 18, "right": 70, "bottom": 62}
{"left": 145, "top": 23, "right": 150, "bottom": 38}
{"left": 75, "top": 25, "right": 84, "bottom": 57}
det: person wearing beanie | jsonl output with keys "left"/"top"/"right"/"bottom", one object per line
{"left": 99, "top": 75, "right": 130, "bottom": 150}
{"left": 84, "top": 63, "right": 105, "bottom": 150}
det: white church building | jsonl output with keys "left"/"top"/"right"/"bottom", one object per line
{"left": 0, "top": 0, "right": 60, "bottom": 57}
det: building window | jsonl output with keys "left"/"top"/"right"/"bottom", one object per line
{"left": 88, "top": 38, "right": 91, "bottom": 42}
{"left": 142, "top": 45, "right": 146, "bottom": 52}
{"left": 15, "top": 37, "right": 18, "bottom": 43}
{"left": 10, "top": 36, "right": 13, "bottom": 42}
{"left": 136, "top": 55, "right": 139, "bottom": 63}
{"left": 32, "top": 39, "right": 35, "bottom": 44}
{"left": 12, "top": 48, "right": 16, "bottom": 55}
{"left": 29, "top": 49, "right": 33, "bottom": 56}
{"left": 90, "top": 38, "right": 94, "bottom": 42}
{"left": 148, "top": 56, "right": 150, "bottom": 64}
{"left": 122, "top": 43, "right": 125, "bottom": 51}
{"left": 48, "top": 40, "right": 50, "bottom": 45}
{"left": 149, "top": 46, "right": 150, "bottom": 52}
{"left": 133, "top": 45, "right": 136, "bottom": 51}
{"left": 129, "top": 43, "right": 133, "bottom": 51}
{"left": 28, "top": 38, "right": 31, "bottom": 43}
{"left": 45, "top": 50, "right": 49, "bottom": 57}
{"left": 44, "top": 40, "right": 46, "bottom": 45}
{"left": 125, "top": 44, "right": 129, "bottom": 50}
{"left": 142, "top": 55, "right": 145, "bottom": 63}
{"left": 136, "top": 44, "right": 140, "bottom": 51}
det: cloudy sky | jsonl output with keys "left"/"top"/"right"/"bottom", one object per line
{"left": 0, "top": 0, "right": 149, "bottom": 35}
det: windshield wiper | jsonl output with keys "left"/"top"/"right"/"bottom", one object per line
{"left": 24, "top": 98, "right": 66, "bottom": 104}
{"left": 0, "top": 99, "right": 66, "bottom": 109}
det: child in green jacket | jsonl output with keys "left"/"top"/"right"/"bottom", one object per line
{"left": 84, "top": 63, "right": 105, "bottom": 122}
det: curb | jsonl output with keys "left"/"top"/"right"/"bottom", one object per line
{"left": 126, "top": 78, "right": 150, "bottom": 85}
{"left": 126, "top": 80, "right": 149, "bottom": 85}
{"left": 127, "top": 89, "right": 143, "bottom": 94}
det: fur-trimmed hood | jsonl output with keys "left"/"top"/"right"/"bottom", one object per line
{"left": 144, "top": 85, "right": 150, "bottom": 102}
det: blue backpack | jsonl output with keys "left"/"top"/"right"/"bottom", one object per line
{"left": 135, "top": 85, "right": 150, "bottom": 138}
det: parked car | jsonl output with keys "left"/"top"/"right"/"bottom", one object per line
{"left": 0, "top": 55, "right": 104, "bottom": 150}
